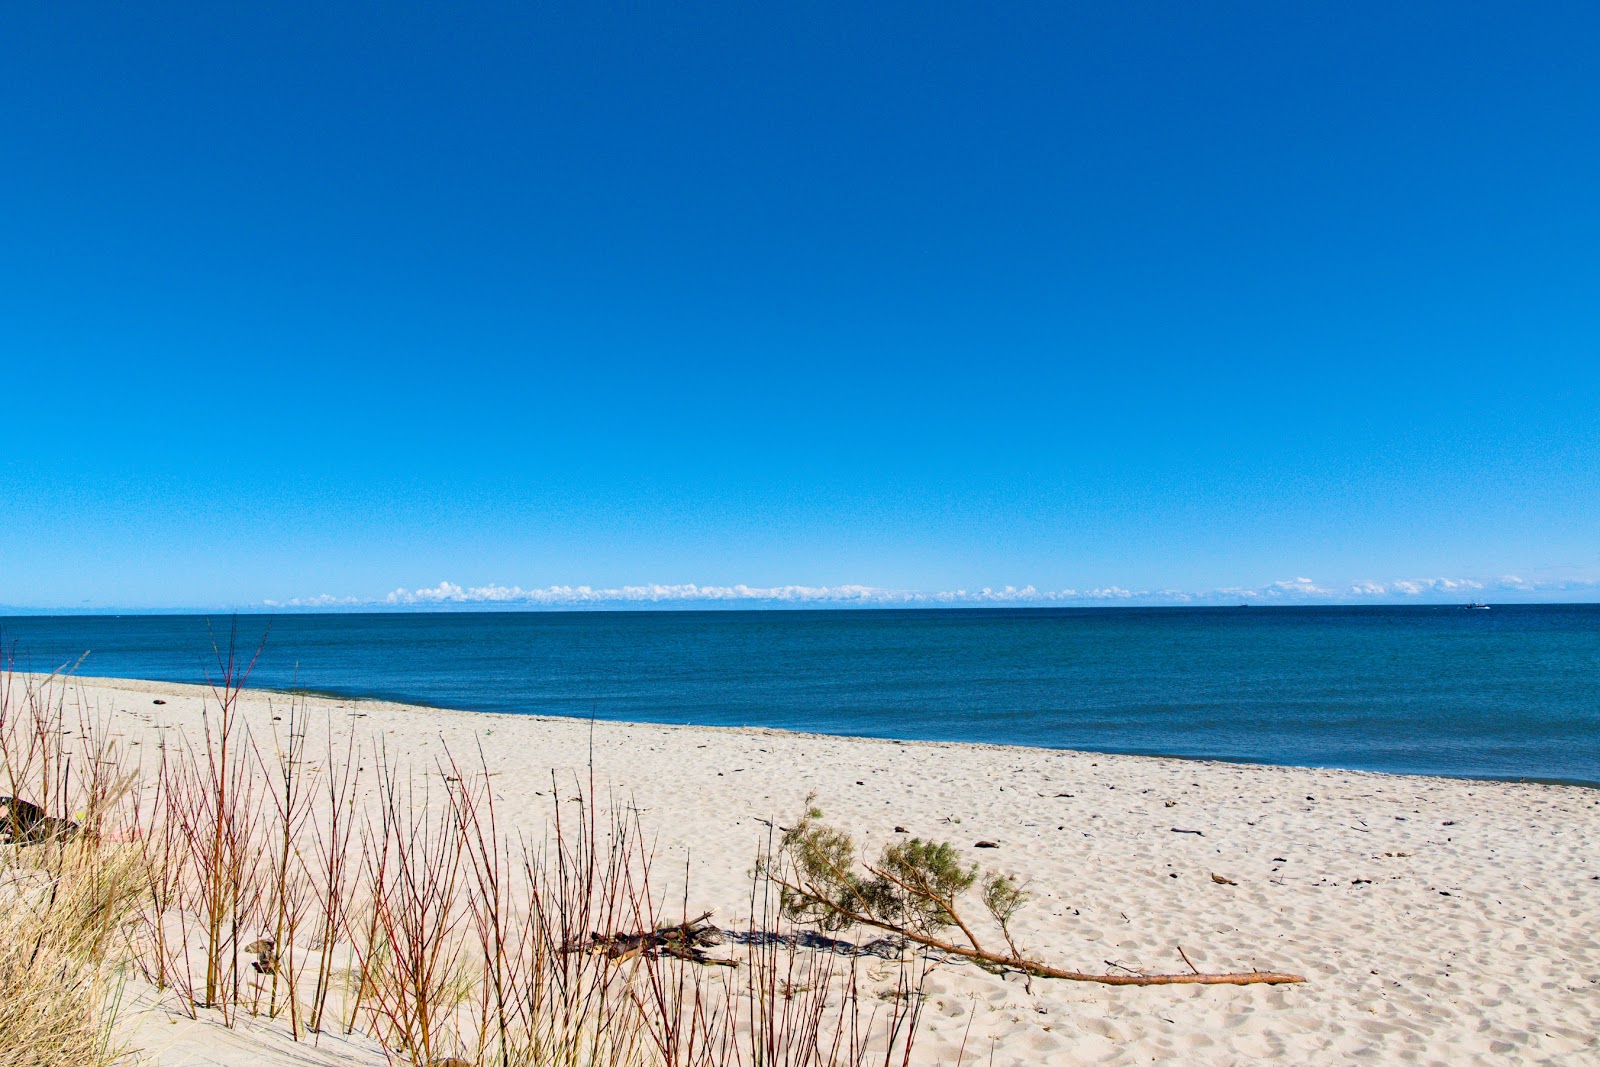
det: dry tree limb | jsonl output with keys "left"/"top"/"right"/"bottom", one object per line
{"left": 765, "top": 799, "right": 1306, "bottom": 988}
{"left": 570, "top": 909, "right": 738, "bottom": 967}
{"left": 765, "top": 870, "right": 1303, "bottom": 986}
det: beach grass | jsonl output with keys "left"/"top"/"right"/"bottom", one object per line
{"left": 0, "top": 644, "right": 928, "bottom": 1066}
{"left": 0, "top": 666, "right": 142, "bottom": 1067}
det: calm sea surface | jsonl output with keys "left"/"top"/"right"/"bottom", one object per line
{"left": 2, "top": 607, "right": 1596, "bottom": 785}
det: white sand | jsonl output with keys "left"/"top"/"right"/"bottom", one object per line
{"left": 50, "top": 676, "right": 1600, "bottom": 1065}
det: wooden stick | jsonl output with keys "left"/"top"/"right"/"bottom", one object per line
{"left": 771, "top": 875, "right": 1305, "bottom": 987}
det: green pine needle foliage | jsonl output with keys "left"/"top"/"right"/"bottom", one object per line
{"left": 772, "top": 798, "right": 1027, "bottom": 943}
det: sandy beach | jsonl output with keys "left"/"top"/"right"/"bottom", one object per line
{"left": 43, "top": 675, "right": 1600, "bottom": 1065}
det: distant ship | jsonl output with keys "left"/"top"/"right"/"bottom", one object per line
{"left": 1465, "top": 602, "right": 1491, "bottom": 610}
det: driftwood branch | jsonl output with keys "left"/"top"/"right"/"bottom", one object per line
{"left": 766, "top": 800, "right": 1305, "bottom": 989}
{"left": 570, "top": 910, "right": 737, "bottom": 967}
{"left": 768, "top": 873, "right": 1302, "bottom": 986}
{"left": 779, "top": 878, "right": 1302, "bottom": 986}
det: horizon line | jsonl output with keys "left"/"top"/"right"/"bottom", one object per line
{"left": 4, "top": 601, "right": 1600, "bottom": 618}
{"left": 4, "top": 572, "right": 1598, "bottom": 616}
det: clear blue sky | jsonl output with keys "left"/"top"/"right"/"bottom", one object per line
{"left": 2, "top": 2, "right": 1597, "bottom": 610}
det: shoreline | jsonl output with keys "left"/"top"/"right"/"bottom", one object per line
{"left": 33, "top": 669, "right": 1600, "bottom": 790}
{"left": 22, "top": 672, "right": 1600, "bottom": 1063}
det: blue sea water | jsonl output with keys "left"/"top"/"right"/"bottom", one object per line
{"left": 1, "top": 606, "right": 1596, "bottom": 785}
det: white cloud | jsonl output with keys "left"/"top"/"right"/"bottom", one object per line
{"left": 267, "top": 573, "right": 1598, "bottom": 610}
{"left": 1349, "top": 577, "right": 1486, "bottom": 597}
{"left": 1206, "top": 578, "right": 1323, "bottom": 600}
{"left": 263, "top": 593, "right": 364, "bottom": 608}
{"left": 376, "top": 581, "right": 1118, "bottom": 607}
{"left": 383, "top": 581, "right": 907, "bottom": 606}
{"left": 1266, "top": 577, "right": 1330, "bottom": 597}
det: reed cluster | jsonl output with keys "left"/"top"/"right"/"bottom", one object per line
{"left": 0, "top": 635, "right": 927, "bottom": 1067}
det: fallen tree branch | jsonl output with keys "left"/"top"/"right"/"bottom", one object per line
{"left": 569, "top": 910, "right": 738, "bottom": 966}
{"left": 765, "top": 798, "right": 1306, "bottom": 988}
{"left": 767, "top": 872, "right": 1302, "bottom": 986}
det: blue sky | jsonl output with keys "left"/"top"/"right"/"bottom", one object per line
{"left": 2, "top": 2, "right": 1597, "bottom": 610}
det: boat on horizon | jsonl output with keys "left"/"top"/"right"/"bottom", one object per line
{"left": 1466, "top": 602, "right": 1491, "bottom": 610}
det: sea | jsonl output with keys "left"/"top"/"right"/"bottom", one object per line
{"left": 1, "top": 605, "right": 1595, "bottom": 786}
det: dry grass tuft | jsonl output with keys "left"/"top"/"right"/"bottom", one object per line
{"left": 0, "top": 842, "right": 146, "bottom": 1067}
{"left": 1, "top": 660, "right": 143, "bottom": 1067}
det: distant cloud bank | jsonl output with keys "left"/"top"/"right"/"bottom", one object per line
{"left": 262, "top": 574, "right": 1597, "bottom": 610}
